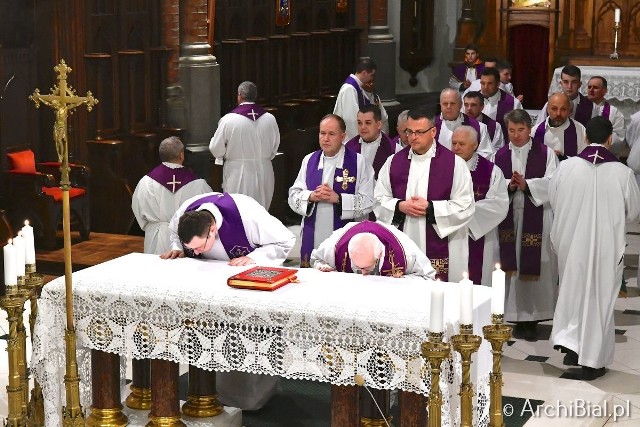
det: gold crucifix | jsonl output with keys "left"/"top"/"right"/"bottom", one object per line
{"left": 335, "top": 168, "right": 356, "bottom": 190}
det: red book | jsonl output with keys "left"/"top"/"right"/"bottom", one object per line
{"left": 227, "top": 266, "right": 298, "bottom": 291}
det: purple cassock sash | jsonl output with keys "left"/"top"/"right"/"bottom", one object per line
{"left": 533, "top": 119, "right": 579, "bottom": 157}
{"left": 334, "top": 221, "right": 407, "bottom": 277}
{"left": 300, "top": 148, "right": 359, "bottom": 267}
{"left": 601, "top": 102, "right": 611, "bottom": 120}
{"left": 345, "top": 132, "right": 395, "bottom": 179}
{"left": 184, "top": 193, "right": 254, "bottom": 259}
{"left": 389, "top": 144, "right": 455, "bottom": 281}
{"left": 496, "top": 89, "right": 516, "bottom": 138}
{"left": 578, "top": 145, "right": 619, "bottom": 165}
{"left": 480, "top": 113, "right": 498, "bottom": 141}
{"left": 467, "top": 156, "right": 494, "bottom": 285}
{"left": 451, "top": 62, "right": 485, "bottom": 83}
{"left": 574, "top": 93, "right": 594, "bottom": 127}
{"left": 494, "top": 141, "right": 547, "bottom": 279}
{"left": 435, "top": 114, "right": 481, "bottom": 145}
{"left": 147, "top": 164, "right": 199, "bottom": 193}
{"left": 231, "top": 103, "right": 267, "bottom": 122}
{"left": 344, "top": 76, "right": 371, "bottom": 109}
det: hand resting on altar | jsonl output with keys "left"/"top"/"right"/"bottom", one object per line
{"left": 228, "top": 256, "right": 256, "bottom": 266}
{"left": 160, "top": 249, "right": 185, "bottom": 259}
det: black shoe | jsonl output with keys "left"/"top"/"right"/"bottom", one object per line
{"left": 511, "top": 323, "right": 524, "bottom": 339}
{"left": 581, "top": 366, "right": 606, "bottom": 381}
{"left": 562, "top": 349, "right": 579, "bottom": 366}
{"left": 523, "top": 322, "right": 538, "bottom": 342}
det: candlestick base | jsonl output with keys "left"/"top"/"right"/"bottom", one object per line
{"left": 609, "top": 51, "right": 619, "bottom": 59}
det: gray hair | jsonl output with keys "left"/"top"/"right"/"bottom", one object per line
{"left": 397, "top": 110, "right": 409, "bottom": 125}
{"left": 440, "top": 87, "right": 462, "bottom": 103}
{"left": 503, "top": 109, "right": 532, "bottom": 128}
{"left": 238, "top": 81, "right": 258, "bottom": 102}
{"left": 453, "top": 125, "right": 478, "bottom": 145}
{"left": 159, "top": 136, "right": 184, "bottom": 162}
{"left": 348, "top": 232, "right": 384, "bottom": 261}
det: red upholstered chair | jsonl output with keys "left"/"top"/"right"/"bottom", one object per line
{"left": 3, "top": 149, "right": 90, "bottom": 250}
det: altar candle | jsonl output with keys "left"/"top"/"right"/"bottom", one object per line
{"left": 429, "top": 287, "right": 444, "bottom": 333}
{"left": 491, "top": 264, "right": 506, "bottom": 315}
{"left": 614, "top": 8, "right": 621, "bottom": 23}
{"left": 459, "top": 273, "right": 474, "bottom": 325}
{"left": 3, "top": 240, "right": 17, "bottom": 287}
{"left": 13, "top": 232, "right": 25, "bottom": 277}
{"left": 22, "top": 220, "right": 36, "bottom": 265}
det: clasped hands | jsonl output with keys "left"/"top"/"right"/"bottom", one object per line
{"left": 399, "top": 196, "right": 429, "bottom": 218}
{"left": 508, "top": 171, "right": 528, "bottom": 192}
{"left": 309, "top": 183, "right": 340, "bottom": 204}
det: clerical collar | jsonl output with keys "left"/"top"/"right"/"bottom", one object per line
{"left": 465, "top": 153, "right": 479, "bottom": 171}
{"left": 486, "top": 90, "right": 500, "bottom": 104}
{"left": 361, "top": 132, "right": 382, "bottom": 145}
{"left": 350, "top": 73, "right": 364, "bottom": 88}
{"left": 162, "top": 162, "right": 183, "bottom": 169}
{"left": 546, "top": 117, "right": 570, "bottom": 131}
{"left": 408, "top": 142, "right": 436, "bottom": 160}
{"left": 238, "top": 102, "right": 255, "bottom": 106}
{"left": 442, "top": 114, "right": 463, "bottom": 126}
{"left": 319, "top": 145, "right": 344, "bottom": 168}
{"left": 509, "top": 138, "right": 532, "bottom": 151}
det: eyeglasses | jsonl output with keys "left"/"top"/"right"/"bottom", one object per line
{"left": 193, "top": 233, "right": 210, "bottom": 253}
{"left": 403, "top": 126, "right": 435, "bottom": 137}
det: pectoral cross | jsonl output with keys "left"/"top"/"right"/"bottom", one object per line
{"left": 335, "top": 168, "right": 356, "bottom": 190}
{"left": 247, "top": 109, "right": 258, "bottom": 121}
{"left": 167, "top": 175, "right": 182, "bottom": 192}
{"left": 588, "top": 150, "right": 604, "bottom": 165}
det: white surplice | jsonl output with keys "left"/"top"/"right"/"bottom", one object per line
{"left": 595, "top": 101, "right": 626, "bottom": 156}
{"left": 209, "top": 103, "right": 280, "bottom": 209}
{"left": 288, "top": 146, "right": 375, "bottom": 255}
{"left": 549, "top": 146, "right": 640, "bottom": 368}
{"left": 531, "top": 118, "right": 587, "bottom": 156}
{"left": 436, "top": 113, "right": 494, "bottom": 160}
{"left": 168, "top": 192, "right": 295, "bottom": 266}
{"left": 626, "top": 111, "right": 640, "bottom": 186}
{"left": 132, "top": 162, "right": 212, "bottom": 255}
{"left": 334, "top": 74, "right": 365, "bottom": 140}
{"left": 310, "top": 220, "right": 437, "bottom": 279}
{"left": 466, "top": 154, "right": 509, "bottom": 286}
{"left": 501, "top": 140, "right": 559, "bottom": 322}
{"left": 477, "top": 114, "right": 505, "bottom": 155}
{"left": 374, "top": 144, "right": 475, "bottom": 282}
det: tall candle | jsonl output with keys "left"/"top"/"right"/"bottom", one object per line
{"left": 491, "top": 264, "right": 506, "bottom": 315}
{"left": 614, "top": 8, "right": 621, "bottom": 23}
{"left": 13, "top": 232, "right": 25, "bottom": 277}
{"left": 429, "top": 287, "right": 445, "bottom": 333}
{"left": 22, "top": 220, "right": 36, "bottom": 265}
{"left": 3, "top": 239, "right": 17, "bottom": 287}
{"left": 459, "top": 273, "right": 474, "bottom": 325}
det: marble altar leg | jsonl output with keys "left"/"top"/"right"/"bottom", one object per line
{"left": 398, "top": 390, "right": 427, "bottom": 427}
{"left": 331, "top": 384, "right": 359, "bottom": 427}
{"left": 181, "top": 365, "right": 223, "bottom": 417}
{"left": 126, "top": 358, "right": 152, "bottom": 409}
{"left": 147, "top": 359, "right": 186, "bottom": 427}
{"left": 86, "top": 350, "right": 128, "bottom": 426}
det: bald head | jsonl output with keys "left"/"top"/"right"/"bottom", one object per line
{"left": 347, "top": 233, "right": 384, "bottom": 275}
{"left": 547, "top": 92, "right": 572, "bottom": 127}
{"left": 440, "top": 88, "right": 462, "bottom": 121}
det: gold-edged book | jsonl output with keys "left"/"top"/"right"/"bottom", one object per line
{"left": 227, "top": 266, "right": 299, "bottom": 291}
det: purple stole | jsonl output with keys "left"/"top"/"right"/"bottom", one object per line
{"left": 334, "top": 221, "right": 407, "bottom": 277}
{"left": 533, "top": 119, "right": 579, "bottom": 157}
{"left": 300, "top": 148, "right": 359, "bottom": 267}
{"left": 467, "top": 156, "right": 494, "bottom": 285}
{"left": 147, "top": 164, "right": 198, "bottom": 193}
{"left": 184, "top": 193, "right": 254, "bottom": 259}
{"left": 345, "top": 132, "right": 395, "bottom": 179}
{"left": 435, "top": 114, "right": 481, "bottom": 145}
{"left": 389, "top": 145, "right": 455, "bottom": 281}
{"left": 578, "top": 145, "right": 619, "bottom": 165}
{"left": 601, "top": 102, "right": 611, "bottom": 120}
{"left": 451, "top": 62, "right": 485, "bottom": 82}
{"left": 231, "top": 103, "right": 267, "bottom": 121}
{"left": 494, "top": 141, "right": 547, "bottom": 279}
{"left": 480, "top": 113, "right": 498, "bottom": 141}
{"left": 495, "top": 89, "right": 516, "bottom": 138}
{"left": 391, "top": 134, "right": 401, "bottom": 146}
{"left": 574, "top": 93, "right": 594, "bottom": 127}
{"left": 344, "top": 75, "right": 371, "bottom": 109}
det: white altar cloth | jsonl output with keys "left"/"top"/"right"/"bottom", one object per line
{"left": 31, "top": 253, "right": 492, "bottom": 426}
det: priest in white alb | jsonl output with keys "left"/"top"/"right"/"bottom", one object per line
{"left": 374, "top": 108, "right": 474, "bottom": 281}
{"left": 451, "top": 126, "right": 509, "bottom": 286}
{"left": 132, "top": 136, "right": 212, "bottom": 254}
{"left": 494, "top": 109, "right": 558, "bottom": 342}
{"left": 550, "top": 116, "right": 640, "bottom": 380}
{"left": 288, "top": 114, "right": 375, "bottom": 266}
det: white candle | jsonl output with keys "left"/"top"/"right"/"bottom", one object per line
{"left": 614, "top": 8, "right": 621, "bottom": 23}
{"left": 459, "top": 273, "right": 474, "bottom": 325}
{"left": 13, "top": 232, "right": 25, "bottom": 277}
{"left": 491, "top": 264, "right": 506, "bottom": 315}
{"left": 3, "top": 239, "right": 17, "bottom": 287}
{"left": 22, "top": 220, "right": 36, "bottom": 265}
{"left": 429, "top": 287, "right": 445, "bottom": 333}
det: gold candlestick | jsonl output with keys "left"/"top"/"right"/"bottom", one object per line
{"left": 451, "top": 329, "right": 482, "bottom": 427}
{"left": 421, "top": 331, "right": 450, "bottom": 427}
{"left": 25, "top": 268, "right": 45, "bottom": 426}
{"left": 482, "top": 314, "right": 512, "bottom": 427}
{"left": 1, "top": 290, "right": 30, "bottom": 427}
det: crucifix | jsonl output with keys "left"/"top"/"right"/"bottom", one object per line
{"left": 167, "top": 175, "right": 182, "bottom": 192}
{"left": 335, "top": 168, "right": 356, "bottom": 190}
{"left": 588, "top": 150, "right": 604, "bottom": 164}
{"left": 247, "top": 109, "right": 259, "bottom": 121}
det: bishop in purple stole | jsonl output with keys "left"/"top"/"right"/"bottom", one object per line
{"left": 147, "top": 163, "right": 199, "bottom": 193}
{"left": 300, "top": 148, "right": 359, "bottom": 266}
{"left": 389, "top": 145, "right": 455, "bottom": 281}
{"left": 467, "top": 156, "right": 494, "bottom": 285}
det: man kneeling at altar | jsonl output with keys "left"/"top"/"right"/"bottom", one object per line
{"left": 160, "top": 191, "right": 296, "bottom": 410}
{"left": 311, "top": 220, "right": 436, "bottom": 279}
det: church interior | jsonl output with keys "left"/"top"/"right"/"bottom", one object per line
{"left": 1, "top": 0, "right": 640, "bottom": 425}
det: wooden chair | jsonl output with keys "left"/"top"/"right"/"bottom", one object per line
{"left": 3, "top": 148, "right": 90, "bottom": 250}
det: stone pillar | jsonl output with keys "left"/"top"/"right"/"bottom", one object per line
{"left": 178, "top": 42, "right": 220, "bottom": 181}
{"left": 366, "top": 0, "right": 398, "bottom": 105}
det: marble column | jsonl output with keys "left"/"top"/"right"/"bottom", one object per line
{"left": 366, "top": 0, "right": 398, "bottom": 105}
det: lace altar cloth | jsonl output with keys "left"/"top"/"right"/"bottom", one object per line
{"left": 32, "top": 253, "right": 492, "bottom": 426}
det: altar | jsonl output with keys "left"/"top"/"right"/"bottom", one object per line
{"left": 31, "top": 253, "right": 493, "bottom": 427}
